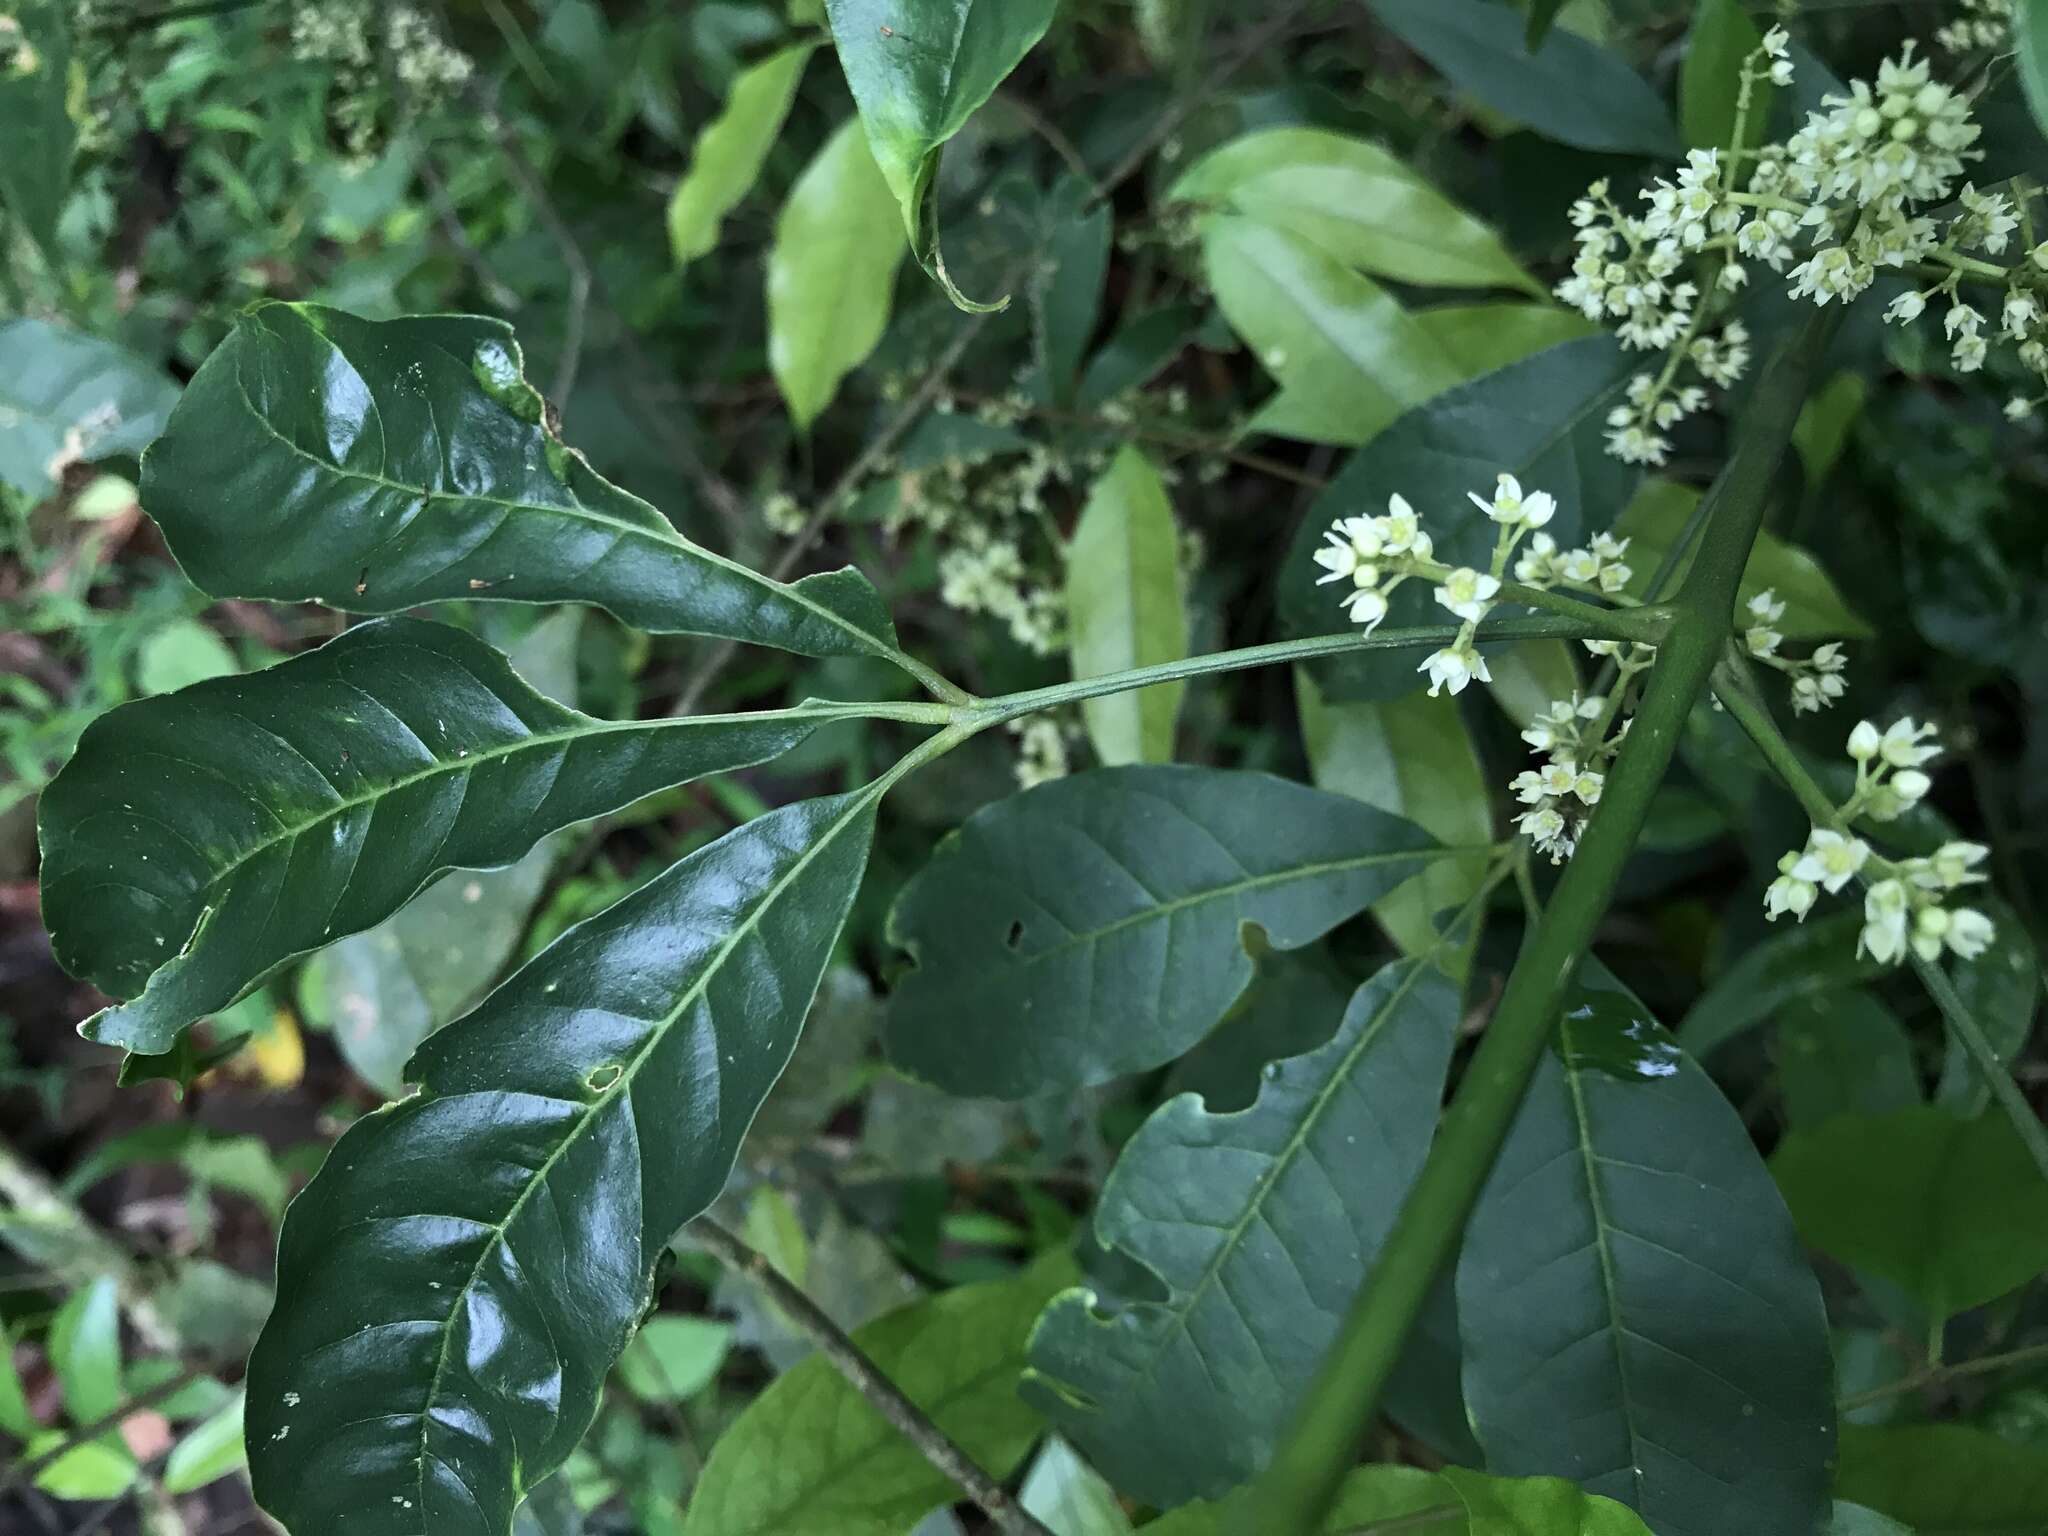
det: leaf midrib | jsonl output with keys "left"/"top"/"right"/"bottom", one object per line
{"left": 409, "top": 784, "right": 880, "bottom": 1527}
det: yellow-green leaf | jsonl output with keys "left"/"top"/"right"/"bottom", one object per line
{"left": 669, "top": 41, "right": 818, "bottom": 268}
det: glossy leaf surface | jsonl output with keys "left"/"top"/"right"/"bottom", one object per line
{"left": 245, "top": 788, "right": 881, "bottom": 1536}
{"left": 0, "top": 318, "right": 181, "bottom": 494}
{"left": 1277, "top": 336, "right": 1638, "bottom": 701}
{"left": 1457, "top": 987, "right": 1834, "bottom": 1536}
{"left": 884, "top": 766, "right": 1444, "bottom": 1097}
{"left": 1835, "top": 1424, "right": 2048, "bottom": 1533}
{"left": 768, "top": 117, "right": 907, "bottom": 428}
{"left": 682, "top": 1256, "right": 1073, "bottom": 1536}
{"left": 668, "top": 41, "right": 818, "bottom": 267}
{"left": 1065, "top": 447, "right": 1188, "bottom": 766}
{"left": 138, "top": 302, "right": 902, "bottom": 663}
{"left": 1172, "top": 127, "right": 1538, "bottom": 295}
{"left": 1026, "top": 959, "right": 1460, "bottom": 1506}
{"left": 1771, "top": 1105, "right": 2048, "bottom": 1321}
{"left": 1364, "top": 0, "right": 1680, "bottom": 156}
{"left": 824, "top": 0, "right": 1056, "bottom": 309}
{"left": 41, "top": 617, "right": 821, "bottom": 1055}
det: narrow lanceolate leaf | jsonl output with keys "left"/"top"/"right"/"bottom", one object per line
{"left": 0, "top": 318, "right": 182, "bottom": 494}
{"left": 1026, "top": 960, "right": 1461, "bottom": 1507}
{"left": 1364, "top": 0, "right": 1680, "bottom": 157}
{"left": 823, "top": 0, "right": 1056, "bottom": 310}
{"left": 883, "top": 766, "right": 1445, "bottom": 1097}
{"left": 1202, "top": 214, "right": 1460, "bottom": 447}
{"left": 1065, "top": 448, "right": 1188, "bottom": 766}
{"left": 139, "top": 302, "right": 903, "bottom": 666}
{"left": 1457, "top": 986, "right": 1835, "bottom": 1536}
{"left": 682, "top": 1255, "right": 1074, "bottom": 1536}
{"left": 0, "top": 1, "right": 76, "bottom": 260}
{"left": 768, "top": 117, "right": 907, "bottom": 429}
{"left": 1276, "top": 335, "right": 1638, "bottom": 702}
{"left": 245, "top": 789, "right": 881, "bottom": 1536}
{"left": 39, "top": 618, "right": 824, "bottom": 1055}
{"left": 1171, "top": 127, "right": 1540, "bottom": 295}
{"left": 669, "top": 40, "right": 818, "bottom": 267}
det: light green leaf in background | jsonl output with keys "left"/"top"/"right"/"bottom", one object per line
{"left": 1821, "top": 1502, "right": 1914, "bottom": 1536}
{"left": 1171, "top": 127, "right": 1540, "bottom": 295}
{"left": 0, "top": 1333, "right": 32, "bottom": 1438}
{"left": 1364, "top": 0, "right": 1680, "bottom": 156}
{"left": 1066, "top": 447, "right": 1189, "bottom": 766}
{"left": 1441, "top": 1466, "right": 1660, "bottom": 1534}
{"left": 41, "top": 618, "right": 823, "bottom": 1056}
{"left": 139, "top": 303, "right": 905, "bottom": 665}
{"left": 1413, "top": 304, "right": 1598, "bottom": 379}
{"left": 0, "top": 318, "right": 182, "bottom": 495}
{"left": 1297, "top": 671, "right": 1491, "bottom": 979}
{"left": 1680, "top": 0, "right": 1772, "bottom": 152}
{"left": 1771, "top": 1105, "right": 2048, "bottom": 1321}
{"left": 1458, "top": 985, "right": 1835, "bottom": 1536}
{"left": 163, "top": 1392, "right": 247, "bottom": 1494}
{"left": 49, "top": 1275, "right": 122, "bottom": 1425}
{"left": 27, "top": 1432, "right": 137, "bottom": 1501}
{"left": 245, "top": 788, "right": 882, "bottom": 1536}
{"left": 682, "top": 1255, "right": 1075, "bottom": 1536}
{"left": 2016, "top": 0, "right": 2048, "bottom": 141}
{"left": 616, "top": 1316, "right": 735, "bottom": 1403}
{"left": 1026, "top": 960, "right": 1461, "bottom": 1506}
{"left": 1616, "top": 479, "right": 1872, "bottom": 640}
{"left": 768, "top": 117, "right": 907, "bottom": 428}
{"left": 884, "top": 765, "right": 1444, "bottom": 1097}
{"left": 669, "top": 40, "right": 818, "bottom": 267}
{"left": 1018, "top": 1437, "right": 1132, "bottom": 1536}
{"left": 1933, "top": 895, "right": 2038, "bottom": 1114}
{"left": 135, "top": 618, "right": 239, "bottom": 696}
{"left": 823, "top": 0, "right": 1056, "bottom": 310}
{"left": 1202, "top": 213, "right": 1460, "bottom": 446}
{"left": 1482, "top": 639, "right": 1582, "bottom": 731}
{"left": 1142, "top": 1464, "right": 1654, "bottom": 1535}
{"left": 1836, "top": 1424, "right": 2048, "bottom": 1533}
{"left": 0, "top": 0, "right": 76, "bottom": 259}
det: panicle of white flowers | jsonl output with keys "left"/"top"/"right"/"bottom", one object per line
{"left": 1315, "top": 474, "right": 1574, "bottom": 698}
{"left": 1762, "top": 716, "right": 1996, "bottom": 967}
{"left": 1513, "top": 529, "right": 1634, "bottom": 595}
{"left": 1008, "top": 714, "right": 1072, "bottom": 790}
{"left": 1507, "top": 640, "right": 1656, "bottom": 864}
{"left": 761, "top": 490, "right": 807, "bottom": 538}
{"left": 1739, "top": 589, "right": 1850, "bottom": 713}
{"left": 1935, "top": 0, "right": 2010, "bottom": 54}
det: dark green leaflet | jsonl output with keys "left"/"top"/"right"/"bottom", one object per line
{"left": 39, "top": 618, "right": 823, "bottom": 1054}
{"left": 245, "top": 788, "right": 881, "bottom": 1536}
{"left": 139, "top": 302, "right": 904, "bottom": 665}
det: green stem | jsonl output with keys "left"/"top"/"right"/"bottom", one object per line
{"left": 1839, "top": 1339, "right": 2048, "bottom": 1410}
{"left": 1237, "top": 311, "right": 1835, "bottom": 1536}
{"left": 1711, "top": 663, "right": 2048, "bottom": 1185}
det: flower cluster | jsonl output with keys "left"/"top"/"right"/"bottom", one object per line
{"left": 1510, "top": 694, "right": 1612, "bottom": 862}
{"left": 290, "top": 2, "right": 473, "bottom": 155}
{"left": 1008, "top": 715, "right": 1072, "bottom": 790}
{"left": 1561, "top": 32, "right": 2048, "bottom": 452}
{"left": 1514, "top": 530, "right": 1633, "bottom": 596}
{"left": 1935, "top": 0, "right": 2010, "bottom": 54}
{"left": 1314, "top": 474, "right": 1561, "bottom": 696}
{"left": 1741, "top": 589, "right": 1849, "bottom": 713}
{"left": 1763, "top": 718, "right": 1997, "bottom": 966}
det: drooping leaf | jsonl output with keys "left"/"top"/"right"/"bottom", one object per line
{"left": 615, "top": 1316, "right": 734, "bottom": 1404}
{"left": 2016, "top": 0, "right": 2048, "bottom": 142}
{"left": 1276, "top": 335, "right": 1639, "bottom": 702}
{"left": 681, "top": 1254, "right": 1075, "bottom": 1536}
{"left": 49, "top": 1275, "right": 123, "bottom": 1424}
{"left": 1773, "top": 991, "right": 1922, "bottom": 1130}
{"left": 1018, "top": 1437, "right": 1133, "bottom": 1536}
{"left": 1413, "top": 303, "right": 1598, "bottom": 379}
{"left": 1615, "top": 479, "right": 1871, "bottom": 640}
{"left": 1297, "top": 672, "right": 1492, "bottom": 979}
{"left": 0, "top": 1, "right": 75, "bottom": 259}
{"left": 1025, "top": 959, "right": 1461, "bottom": 1506}
{"left": 768, "top": 117, "right": 908, "bottom": 428}
{"left": 668, "top": 40, "right": 819, "bottom": 267}
{"left": 1171, "top": 127, "right": 1540, "bottom": 295}
{"left": 1680, "top": 0, "right": 1772, "bottom": 152}
{"left": 245, "top": 787, "right": 882, "bottom": 1536}
{"left": 138, "top": 302, "right": 903, "bottom": 665}
{"left": 883, "top": 765, "right": 1446, "bottom": 1097}
{"left": 1202, "top": 214, "right": 1461, "bottom": 446}
{"left": 823, "top": 0, "right": 1056, "bottom": 310}
{"left": 1065, "top": 447, "right": 1188, "bottom": 766}
{"left": 41, "top": 617, "right": 823, "bottom": 1062}
{"left": 1457, "top": 985, "right": 1835, "bottom": 1536}
{"left": 1933, "top": 895, "right": 2038, "bottom": 1114}
{"left": 1364, "top": 0, "right": 1680, "bottom": 157}
{"left": 0, "top": 318, "right": 181, "bottom": 495}
{"left": 1031, "top": 177, "right": 1112, "bottom": 405}
{"left": 162, "top": 1393, "right": 247, "bottom": 1494}
{"left": 1771, "top": 1105, "right": 2048, "bottom": 1322}
{"left": 1836, "top": 1424, "right": 2048, "bottom": 1534}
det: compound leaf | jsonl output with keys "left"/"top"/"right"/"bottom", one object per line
{"left": 245, "top": 788, "right": 881, "bottom": 1536}
{"left": 883, "top": 765, "right": 1445, "bottom": 1097}
{"left": 40, "top": 617, "right": 824, "bottom": 1055}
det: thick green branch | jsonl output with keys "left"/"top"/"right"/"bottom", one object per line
{"left": 1237, "top": 311, "right": 1835, "bottom": 1535}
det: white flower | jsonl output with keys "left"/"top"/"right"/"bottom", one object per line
{"left": 1313, "top": 532, "right": 1359, "bottom": 584}
{"left": 1847, "top": 720, "right": 1883, "bottom": 761}
{"left": 1747, "top": 589, "right": 1786, "bottom": 625}
{"left": 1574, "top": 769, "right": 1605, "bottom": 804}
{"left": 1539, "top": 758, "right": 1581, "bottom": 798}
{"left": 1885, "top": 291, "right": 1928, "bottom": 324}
{"left": 1510, "top": 769, "right": 1549, "bottom": 804}
{"left": 1765, "top": 852, "right": 1818, "bottom": 921}
{"left": 1790, "top": 828, "right": 1870, "bottom": 893}
{"left": 1434, "top": 567, "right": 1501, "bottom": 623}
{"left": 1746, "top": 625, "right": 1783, "bottom": 658}
{"left": 1859, "top": 879, "right": 1911, "bottom": 963}
{"left": 1946, "top": 907, "right": 1996, "bottom": 959}
{"left": 1419, "top": 643, "right": 1490, "bottom": 697}
{"left": 1381, "top": 495, "right": 1421, "bottom": 552}
{"left": 1912, "top": 904, "right": 1953, "bottom": 962}
{"left": 1879, "top": 716, "right": 1941, "bottom": 767}
{"left": 1930, "top": 840, "right": 1990, "bottom": 887}
{"left": 1344, "top": 587, "right": 1389, "bottom": 631}
{"left": 1891, "top": 768, "right": 1932, "bottom": 804}
{"left": 1469, "top": 474, "right": 1557, "bottom": 529}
